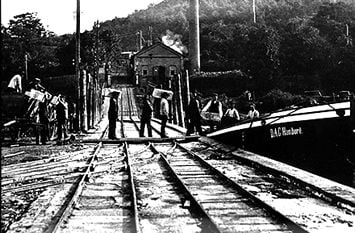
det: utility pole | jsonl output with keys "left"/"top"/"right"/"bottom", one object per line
{"left": 148, "top": 26, "right": 153, "bottom": 46}
{"left": 253, "top": 0, "right": 257, "bottom": 23}
{"left": 139, "top": 30, "right": 143, "bottom": 50}
{"left": 136, "top": 31, "right": 143, "bottom": 51}
{"left": 76, "top": 0, "right": 81, "bottom": 131}
{"left": 24, "top": 53, "right": 28, "bottom": 82}
{"left": 189, "top": 0, "right": 200, "bottom": 75}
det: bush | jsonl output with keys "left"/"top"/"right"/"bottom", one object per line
{"left": 259, "top": 89, "right": 307, "bottom": 113}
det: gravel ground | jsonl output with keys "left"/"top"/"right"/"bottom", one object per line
{"left": 1, "top": 140, "right": 87, "bottom": 232}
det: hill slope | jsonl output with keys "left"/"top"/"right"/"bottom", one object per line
{"left": 99, "top": 0, "right": 353, "bottom": 50}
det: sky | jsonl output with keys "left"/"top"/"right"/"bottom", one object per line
{"left": 1, "top": 0, "right": 164, "bottom": 35}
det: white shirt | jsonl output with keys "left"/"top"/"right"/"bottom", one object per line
{"left": 160, "top": 98, "right": 169, "bottom": 116}
{"left": 202, "top": 100, "right": 223, "bottom": 118}
{"left": 224, "top": 108, "right": 240, "bottom": 120}
{"left": 247, "top": 109, "right": 259, "bottom": 119}
{"left": 8, "top": 74, "right": 22, "bottom": 93}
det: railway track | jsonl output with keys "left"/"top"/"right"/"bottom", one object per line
{"left": 151, "top": 142, "right": 307, "bottom": 233}
{"left": 152, "top": 141, "right": 355, "bottom": 232}
{"left": 46, "top": 143, "right": 138, "bottom": 233}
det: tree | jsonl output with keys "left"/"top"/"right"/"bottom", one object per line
{"left": 312, "top": 2, "right": 355, "bottom": 46}
{"left": 2, "top": 12, "right": 60, "bottom": 80}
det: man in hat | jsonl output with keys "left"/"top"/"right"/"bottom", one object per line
{"left": 202, "top": 93, "right": 223, "bottom": 131}
{"left": 29, "top": 78, "right": 45, "bottom": 92}
{"left": 223, "top": 102, "right": 240, "bottom": 126}
{"left": 56, "top": 94, "right": 69, "bottom": 141}
{"left": 186, "top": 91, "right": 202, "bottom": 136}
{"left": 108, "top": 93, "right": 118, "bottom": 139}
{"left": 160, "top": 92, "right": 170, "bottom": 138}
{"left": 247, "top": 104, "right": 260, "bottom": 119}
{"left": 139, "top": 95, "right": 153, "bottom": 137}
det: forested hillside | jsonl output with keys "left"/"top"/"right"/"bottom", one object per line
{"left": 98, "top": 0, "right": 355, "bottom": 94}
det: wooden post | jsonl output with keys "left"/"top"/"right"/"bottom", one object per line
{"left": 94, "top": 82, "right": 98, "bottom": 125}
{"left": 177, "top": 74, "right": 185, "bottom": 128}
{"left": 252, "top": 0, "right": 257, "bottom": 23}
{"left": 91, "top": 77, "right": 95, "bottom": 127}
{"left": 172, "top": 77, "right": 178, "bottom": 124}
{"left": 76, "top": 0, "right": 81, "bottom": 130}
{"left": 87, "top": 73, "right": 91, "bottom": 129}
{"left": 81, "top": 70, "right": 88, "bottom": 132}
{"left": 185, "top": 69, "right": 191, "bottom": 105}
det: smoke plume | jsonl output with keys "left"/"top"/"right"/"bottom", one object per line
{"left": 162, "top": 30, "right": 188, "bottom": 54}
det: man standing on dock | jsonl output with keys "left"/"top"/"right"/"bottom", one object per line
{"left": 247, "top": 104, "right": 260, "bottom": 119}
{"left": 186, "top": 92, "right": 202, "bottom": 136}
{"left": 56, "top": 94, "right": 69, "bottom": 142}
{"left": 202, "top": 93, "right": 223, "bottom": 131}
{"left": 140, "top": 95, "right": 153, "bottom": 137}
{"left": 160, "top": 92, "right": 170, "bottom": 138}
{"left": 108, "top": 95, "right": 118, "bottom": 139}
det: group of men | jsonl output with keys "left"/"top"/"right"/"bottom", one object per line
{"left": 107, "top": 90, "right": 260, "bottom": 139}
{"left": 37, "top": 93, "right": 70, "bottom": 144}
{"left": 7, "top": 76, "right": 71, "bottom": 144}
{"left": 107, "top": 91, "right": 170, "bottom": 139}
{"left": 187, "top": 92, "right": 260, "bottom": 135}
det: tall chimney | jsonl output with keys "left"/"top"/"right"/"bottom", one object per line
{"left": 189, "top": 0, "right": 200, "bottom": 75}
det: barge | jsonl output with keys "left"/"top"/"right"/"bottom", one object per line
{"left": 208, "top": 100, "right": 355, "bottom": 186}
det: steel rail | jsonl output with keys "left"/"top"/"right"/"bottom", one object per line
{"left": 1, "top": 160, "right": 88, "bottom": 179}
{"left": 5, "top": 153, "right": 126, "bottom": 182}
{"left": 126, "top": 87, "right": 141, "bottom": 134}
{"left": 1, "top": 148, "right": 93, "bottom": 171}
{"left": 2, "top": 175, "right": 80, "bottom": 194}
{"left": 150, "top": 143, "right": 223, "bottom": 233}
{"left": 43, "top": 142, "right": 103, "bottom": 233}
{"left": 124, "top": 142, "right": 141, "bottom": 233}
{"left": 1, "top": 166, "right": 87, "bottom": 186}
{"left": 44, "top": 120, "right": 109, "bottom": 233}
{"left": 1, "top": 156, "right": 90, "bottom": 175}
{"left": 149, "top": 119, "right": 187, "bottom": 138}
{"left": 175, "top": 142, "right": 310, "bottom": 233}
{"left": 151, "top": 118, "right": 186, "bottom": 134}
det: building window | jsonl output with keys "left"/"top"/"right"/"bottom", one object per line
{"left": 142, "top": 66, "right": 148, "bottom": 76}
{"left": 169, "top": 66, "right": 177, "bottom": 77}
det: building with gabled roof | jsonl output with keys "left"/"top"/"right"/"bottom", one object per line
{"left": 133, "top": 42, "right": 185, "bottom": 89}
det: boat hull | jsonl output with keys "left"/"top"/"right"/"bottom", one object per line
{"left": 209, "top": 102, "right": 354, "bottom": 186}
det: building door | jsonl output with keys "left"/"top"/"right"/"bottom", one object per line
{"left": 153, "top": 66, "right": 166, "bottom": 87}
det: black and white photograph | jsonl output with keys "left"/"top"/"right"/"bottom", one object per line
{"left": 1, "top": 0, "right": 355, "bottom": 232}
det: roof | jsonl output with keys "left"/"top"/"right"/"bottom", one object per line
{"left": 134, "top": 42, "right": 185, "bottom": 58}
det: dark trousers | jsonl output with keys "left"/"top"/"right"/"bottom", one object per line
{"left": 140, "top": 118, "right": 152, "bottom": 137}
{"left": 40, "top": 124, "right": 49, "bottom": 144}
{"left": 160, "top": 115, "right": 168, "bottom": 138}
{"left": 108, "top": 119, "right": 117, "bottom": 139}
{"left": 186, "top": 119, "right": 202, "bottom": 136}
{"left": 57, "top": 120, "right": 68, "bottom": 140}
